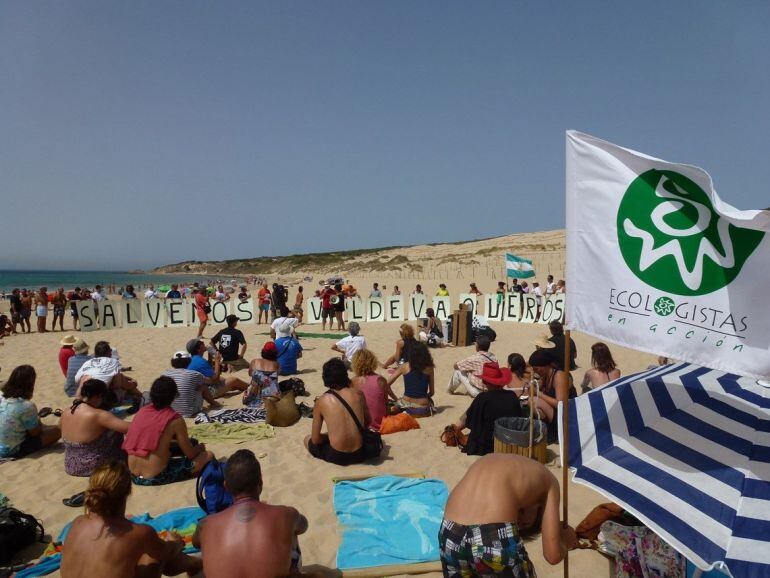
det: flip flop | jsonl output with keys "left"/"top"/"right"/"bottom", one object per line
{"left": 38, "top": 407, "right": 53, "bottom": 418}
{"left": 63, "top": 491, "right": 85, "bottom": 508}
{"left": 53, "top": 409, "right": 62, "bottom": 417}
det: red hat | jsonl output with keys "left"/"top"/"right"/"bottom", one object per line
{"left": 475, "top": 361, "right": 513, "bottom": 388}
{"left": 262, "top": 341, "right": 277, "bottom": 354}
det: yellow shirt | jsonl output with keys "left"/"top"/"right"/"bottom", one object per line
{"left": 436, "top": 289, "right": 449, "bottom": 297}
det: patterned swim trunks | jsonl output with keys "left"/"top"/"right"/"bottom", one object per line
{"left": 131, "top": 457, "right": 195, "bottom": 486}
{"left": 439, "top": 519, "right": 536, "bottom": 578}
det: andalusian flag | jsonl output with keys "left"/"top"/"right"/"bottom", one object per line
{"left": 505, "top": 254, "right": 535, "bottom": 278}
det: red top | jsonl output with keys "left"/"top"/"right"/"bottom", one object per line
{"left": 59, "top": 347, "right": 75, "bottom": 376}
{"left": 358, "top": 374, "right": 387, "bottom": 432}
{"left": 194, "top": 292, "right": 208, "bottom": 312}
{"left": 122, "top": 405, "right": 181, "bottom": 457}
{"left": 321, "top": 288, "right": 336, "bottom": 309}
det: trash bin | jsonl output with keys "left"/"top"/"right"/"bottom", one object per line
{"left": 493, "top": 417, "right": 548, "bottom": 463}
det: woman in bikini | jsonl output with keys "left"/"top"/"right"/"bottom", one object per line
{"left": 580, "top": 342, "right": 621, "bottom": 394}
{"left": 527, "top": 349, "right": 571, "bottom": 438}
{"left": 243, "top": 342, "right": 281, "bottom": 406}
{"left": 386, "top": 342, "right": 435, "bottom": 417}
{"left": 381, "top": 323, "right": 418, "bottom": 369}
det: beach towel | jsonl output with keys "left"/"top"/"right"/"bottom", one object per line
{"left": 14, "top": 506, "right": 205, "bottom": 578}
{"left": 334, "top": 475, "right": 448, "bottom": 570}
{"left": 193, "top": 407, "right": 266, "bottom": 424}
{"left": 188, "top": 423, "right": 275, "bottom": 444}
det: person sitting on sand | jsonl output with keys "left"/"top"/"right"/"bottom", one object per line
{"left": 65, "top": 339, "right": 91, "bottom": 397}
{"left": 61, "top": 460, "right": 202, "bottom": 578}
{"left": 75, "top": 340, "right": 142, "bottom": 406}
{"left": 381, "top": 323, "right": 419, "bottom": 369}
{"left": 304, "top": 358, "right": 370, "bottom": 466}
{"left": 274, "top": 323, "right": 303, "bottom": 376}
{"left": 440, "top": 454, "right": 577, "bottom": 577}
{"left": 243, "top": 342, "right": 281, "bottom": 405}
{"left": 186, "top": 339, "right": 249, "bottom": 396}
{"left": 0, "top": 365, "right": 61, "bottom": 459}
{"left": 61, "top": 379, "right": 129, "bottom": 477}
{"left": 59, "top": 334, "right": 77, "bottom": 376}
{"left": 270, "top": 312, "right": 298, "bottom": 340}
{"left": 451, "top": 362, "right": 523, "bottom": 456}
{"left": 580, "top": 342, "right": 621, "bottom": 394}
{"left": 351, "top": 349, "right": 396, "bottom": 432}
{"left": 386, "top": 342, "right": 435, "bottom": 417}
{"left": 528, "top": 349, "right": 571, "bottom": 437}
{"left": 163, "top": 351, "right": 222, "bottom": 417}
{"left": 418, "top": 307, "right": 445, "bottom": 348}
{"left": 446, "top": 335, "right": 497, "bottom": 397}
{"left": 123, "top": 376, "right": 214, "bottom": 486}
{"left": 504, "top": 353, "right": 531, "bottom": 397}
{"left": 332, "top": 321, "right": 367, "bottom": 369}
{"left": 211, "top": 314, "right": 249, "bottom": 372}
{"left": 193, "top": 449, "right": 309, "bottom": 577}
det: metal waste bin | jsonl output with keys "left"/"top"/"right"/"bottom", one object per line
{"left": 493, "top": 417, "right": 548, "bottom": 463}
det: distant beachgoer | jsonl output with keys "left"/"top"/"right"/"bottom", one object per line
{"left": 59, "top": 334, "right": 77, "bottom": 376}
{"left": 304, "top": 358, "right": 370, "bottom": 465}
{"left": 9, "top": 288, "right": 23, "bottom": 334}
{"left": 392, "top": 285, "right": 401, "bottom": 296}
{"left": 320, "top": 284, "right": 336, "bottom": 331}
{"left": 521, "top": 281, "right": 530, "bottom": 294}
{"left": 0, "top": 365, "right": 61, "bottom": 458}
{"left": 446, "top": 335, "right": 497, "bottom": 397}
{"left": 370, "top": 283, "right": 382, "bottom": 298}
{"left": 440, "top": 454, "right": 577, "bottom": 576}
{"left": 35, "top": 287, "right": 48, "bottom": 333}
{"left": 244, "top": 342, "right": 281, "bottom": 405}
{"left": 332, "top": 321, "right": 367, "bottom": 369}
{"left": 414, "top": 284, "right": 423, "bottom": 295}
{"left": 186, "top": 339, "right": 249, "bottom": 396}
{"left": 555, "top": 279, "right": 566, "bottom": 294}
{"left": 496, "top": 281, "right": 506, "bottom": 304}
{"left": 192, "top": 450, "right": 308, "bottom": 577}
{"left": 293, "top": 286, "right": 304, "bottom": 322}
{"left": 215, "top": 285, "right": 229, "bottom": 302}
{"left": 61, "top": 460, "right": 202, "bottom": 577}
{"left": 122, "top": 285, "right": 137, "bottom": 299}
{"left": 237, "top": 285, "right": 249, "bottom": 303}
{"left": 52, "top": 288, "right": 67, "bottom": 331}
{"left": 144, "top": 285, "right": 157, "bottom": 299}
{"left": 257, "top": 283, "right": 271, "bottom": 324}
{"left": 193, "top": 288, "right": 210, "bottom": 338}
{"left": 69, "top": 287, "right": 82, "bottom": 331}
{"left": 546, "top": 274, "right": 555, "bottom": 295}
{"left": 580, "top": 343, "right": 621, "bottom": 394}
{"left": 381, "top": 323, "right": 418, "bottom": 369}
{"left": 351, "top": 349, "right": 394, "bottom": 432}
{"left": 164, "top": 351, "right": 221, "bottom": 417}
{"left": 65, "top": 339, "right": 91, "bottom": 397}
{"left": 386, "top": 342, "right": 435, "bottom": 416}
{"left": 418, "top": 308, "right": 445, "bottom": 348}
{"left": 333, "top": 284, "right": 345, "bottom": 331}
{"left": 61, "top": 379, "right": 129, "bottom": 477}
{"left": 165, "top": 284, "right": 181, "bottom": 299}
{"left": 436, "top": 283, "right": 449, "bottom": 297}
{"left": 510, "top": 278, "right": 522, "bottom": 294}
{"left": 124, "top": 376, "right": 214, "bottom": 486}
{"left": 19, "top": 289, "right": 33, "bottom": 332}
{"left": 272, "top": 283, "right": 289, "bottom": 318}
{"left": 469, "top": 282, "right": 482, "bottom": 295}
{"left": 211, "top": 315, "right": 249, "bottom": 372}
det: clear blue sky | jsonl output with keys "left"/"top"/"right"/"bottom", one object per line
{"left": 1, "top": 1, "right": 768, "bottom": 270}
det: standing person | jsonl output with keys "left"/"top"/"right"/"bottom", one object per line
{"left": 0, "top": 365, "right": 61, "bottom": 459}
{"left": 9, "top": 288, "right": 23, "bottom": 333}
{"left": 392, "top": 286, "right": 401, "bottom": 296}
{"left": 122, "top": 285, "right": 137, "bottom": 299}
{"left": 546, "top": 274, "right": 556, "bottom": 295}
{"left": 59, "top": 335, "right": 78, "bottom": 376}
{"left": 370, "top": 283, "right": 382, "bottom": 298}
{"left": 469, "top": 283, "right": 482, "bottom": 295}
{"left": 193, "top": 288, "right": 210, "bottom": 338}
{"left": 52, "top": 288, "right": 67, "bottom": 331}
{"left": 351, "top": 349, "right": 394, "bottom": 433}
{"left": 237, "top": 285, "right": 249, "bottom": 303}
{"left": 165, "top": 284, "right": 181, "bottom": 299}
{"left": 436, "top": 284, "right": 449, "bottom": 297}
{"left": 439, "top": 454, "right": 577, "bottom": 576}
{"left": 293, "top": 286, "right": 304, "bottom": 323}
{"left": 414, "top": 284, "right": 424, "bottom": 295}
{"left": 92, "top": 285, "right": 106, "bottom": 304}
{"left": 555, "top": 279, "right": 566, "bottom": 294}
{"left": 446, "top": 335, "right": 497, "bottom": 397}
{"left": 61, "top": 460, "right": 202, "bottom": 578}
{"left": 144, "top": 285, "right": 158, "bottom": 299}
{"left": 68, "top": 287, "right": 82, "bottom": 331}
{"left": 210, "top": 315, "right": 249, "bottom": 372}
{"left": 19, "top": 289, "right": 33, "bottom": 333}
{"left": 332, "top": 321, "right": 367, "bottom": 369}
{"left": 496, "top": 281, "right": 507, "bottom": 305}
{"left": 192, "top": 450, "right": 309, "bottom": 578}
{"left": 320, "top": 284, "right": 336, "bottom": 331}
{"left": 532, "top": 282, "right": 543, "bottom": 319}
{"left": 580, "top": 342, "right": 621, "bottom": 393}
{"left": 257, "top": 283, "right": 271, "bottom": 324}
{"left": 35, "top": 287, "right": 49, "bottom": 333}
{"left": 333, "top": 284, "right": 346, "bottom": 331}
{"left": 510, "top": 278, "right": 522, "bottom": 294}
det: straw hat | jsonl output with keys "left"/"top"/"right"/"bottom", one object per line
{"left": 532, "top": 335, "right": 556, "bottom": 350}
{"left": 60, "top": 335, "right": 77, "bottom": 346}
{"left": 73, "top": 339, "right": 89, "bottom": 355}
{"left": 474, "top": 361, "right": 513, "bottom": 388}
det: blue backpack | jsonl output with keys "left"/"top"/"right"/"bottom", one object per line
{"left": 196, "top": 460, "right": 233, "bottom": 514}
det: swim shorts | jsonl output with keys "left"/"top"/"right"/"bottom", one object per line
{"left": 439, "top": 519, "right": 536, "bottom": 578}
{"left": 36, "top": 306, "right": 48, "bottom": 317}
{"left": 261, "top": 303, "right": 270, "bottom": 311}
{"left": 321, "top": 307, "right": 334, "bottom": 319}
{"left": 131, "top": 456, "right": 196, "bottom": 486}
{"left": 307, "top": 439, "right": 366, "bottom": 466}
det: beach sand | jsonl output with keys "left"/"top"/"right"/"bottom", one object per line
{"left": 0, "top": 268, "right": 656, "bottom": 577}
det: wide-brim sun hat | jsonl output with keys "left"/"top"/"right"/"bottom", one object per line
{"left": 73, "top": 339, "right": 89, "bottom": 354}
{"left": 60, "top": 334, "right": 77, "bottom": 346}
{"left": 532, "top": 335, "right": 556, "bottom": 350}
{"left": 474, "top": 361, "right": 513, "bottom": 388}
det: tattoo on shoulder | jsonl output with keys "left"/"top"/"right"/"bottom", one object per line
{"left": 235, "top": 503, "right": 256, "bottom": 523}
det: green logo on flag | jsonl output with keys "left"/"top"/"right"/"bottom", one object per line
{"left": 653, "top": 296, "right": 675, "bottom": 316}
{"left": 616, "top": 169, "right": 764, "bottom": 296}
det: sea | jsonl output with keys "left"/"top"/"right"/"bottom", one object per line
{"left": 0, "top": 270, "right": 233, "bottom": 294}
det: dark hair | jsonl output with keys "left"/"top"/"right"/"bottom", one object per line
{"left": 225, "top": 449, "right": 263, "bottom": 495}
{"left": 591, "top": 342, "right": 617, "bottom": 374}
{"left": 94, "top": 341, "right": 112, "bottom": 358}
{"left": 529, "top": 349, "right": 556, "bottom": 368}
{"left": 226, "top": 314, "right": 238, "bottom": 327}
{"left": 149, "top": 376, "right": 178, "bottom": 409}
{"left": 334, "top": 283, "right": 342, "bottom": 292}
{"left": 322, "top": 358, "right": 350, "bottom": 390}
{"left": 80, "top": 378, "right": 108, "bottom": 399}
{"left": 171, "top": 357, "right": 191, "bottom": 369}
{"left": 408, "top": 342, "right": 434, "bottom": 372}
{"left": 1, "top": 365, "right": 36, "bottom": 399}
{"left": 549, "top": 320, "right": 564, "bottom": 337}
{"left": 507, "top": 353, "right": 527, "bottom": 378}
{"left": 475, "top": 335, "right": 491, "bottom": 352}
{"left": 425, "top": 308, "right": 435, "bottom": 318}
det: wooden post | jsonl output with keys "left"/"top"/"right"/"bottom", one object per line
{"left": 562, "top": 330, "right": 572, "bottom": 578}
{"left": 528, "top": 378, "right": 535, "bottom": 459}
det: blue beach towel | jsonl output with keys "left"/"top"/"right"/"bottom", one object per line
{"left": 334, "top": 475, "right": 448, "bottom": 570}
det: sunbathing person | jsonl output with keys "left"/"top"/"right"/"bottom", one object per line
{"left": 123, "top": 376, "right": 213, "bottom": 486}
{"left": 303, "top": 358, "right": 370, "bottom": 466}
{"left": 75, "top": 340, "right": 142, "bottom": 406}
{"left": 380, "top": 323, "right": 418, "bottom": 368}
{"left": 193, "top": 449, "right": 309, "bottom": 578}
{"left": 61, "top": 379, "right": 129, "bottom": 477}
{"left": 350, "top": 349, "right": 396, "bottom": 432}
{"left": 440, "top": 454, "right": 577, "bottom": 577}
{"left": 61, "top": 460, "right": 202, "bottom": 578}
{"left": 385, "top": 342, "right": 435, "bottom": 417}
{"left": 452, "top": 362, "right": 523, "bottom": 456}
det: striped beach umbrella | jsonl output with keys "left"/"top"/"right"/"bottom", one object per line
{"left": 566, "top": 362, "right": 770, "bottom": 578}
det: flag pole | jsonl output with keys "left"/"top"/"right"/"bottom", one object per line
{"left": 562, "top": 330, "right": 572, "bottom": 578}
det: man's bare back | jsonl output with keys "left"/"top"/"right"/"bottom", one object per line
{"left": 314, "top": 388, "right": 367, "bottom": 452}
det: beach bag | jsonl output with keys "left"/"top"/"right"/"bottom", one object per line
{"left": 380, "top": 412, "right": 421, "bottom": 435}
{"left": 440, "top": 424, "right": 468, "bottom": 450}
{"left": 328, "top": 390, "right": 383, "bottom": 459}
{"left": 196, "top": 460, "right": 233, "bottom": 515}
{"left": 264, "top": 391, "right": 300, "bottom": 427}
{"left": 0, "top": 507, "right": 45, "bottom": 564}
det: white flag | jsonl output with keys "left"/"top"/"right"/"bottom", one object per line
{"left": 566, "top": 131, "right": 770, "bottom": 379}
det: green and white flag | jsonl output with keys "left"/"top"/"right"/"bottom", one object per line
{"left": 506, "top": 254, "right": 535, "bottom": 279}
{"left": 566, "top": 131, "right": 770, "bottom": 379}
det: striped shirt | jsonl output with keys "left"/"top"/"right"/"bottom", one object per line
{"left": 456, "top": 352, "right": 498, "bottom": 391}
{"left": 164, "top": 368, "right": 206, "bottom": 417}
{"left": 65, "top": 354, "right": 91, "bottom": 397}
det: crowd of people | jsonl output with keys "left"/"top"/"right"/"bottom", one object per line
{"left": 0, "top": 277, "right": 603, "bottom": 577}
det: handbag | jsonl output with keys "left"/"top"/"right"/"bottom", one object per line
{"left": 328, "top": 390, "right": 382, "bottom": 459}
{"left": 440, "top": 424, "right": 468, "bottom": 450}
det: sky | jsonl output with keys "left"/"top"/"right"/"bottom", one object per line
{"left": 1, "top": 1, "right": 769, "bottom": 270}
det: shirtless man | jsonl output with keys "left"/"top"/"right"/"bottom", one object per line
{"left": 61, "top": 460, "right": 201, "bottom": 578}
{"left": 52, "top": 288, "right": 67, "bottom": 331}
{"left": 303, "top": 358, "right": 370, "bottom": 466}
{"left": 123, "top": 376, "right": 213, "bottom": 486}
{"left": 193, "top": 450, "right": 309, "bottom": 577}
{"left": 440, "top": 454, "right": 577, "bottom": 577}
{"left": 19, "top": 289, "right": 33, "bottom": 332}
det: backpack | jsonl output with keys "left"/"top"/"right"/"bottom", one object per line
{"left": 0, "top": 507, "right": 45, "bottom": 564}
{"left": 196, "top": 460, "right": 233, "bottom": 515}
